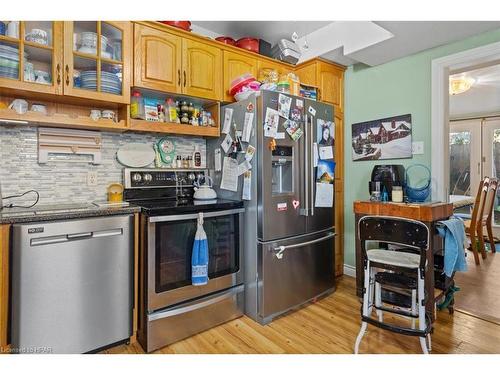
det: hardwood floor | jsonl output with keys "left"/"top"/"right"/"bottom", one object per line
{"left": 454, "top": 252, "right": 500, "bottom": 325}
{"left": 104, "top": 276, "right": 500, "bottom": 354}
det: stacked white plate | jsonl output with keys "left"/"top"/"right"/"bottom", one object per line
{"left": 80, "top": 70, "right": 121, "bottom": 94}
{"left": 0, "top": 44, "right": 20, "bottom": 79}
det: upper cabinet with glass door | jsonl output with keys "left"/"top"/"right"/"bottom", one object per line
{"left": 0, "top": 21, "right": 63, "bottom": 94}
{"left": 63, "top": 21, "right": 131, "bottom": 103}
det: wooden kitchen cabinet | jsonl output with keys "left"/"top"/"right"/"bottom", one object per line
{"left": 182, "top": 38, "right": 222, "bottom": 100}
{"left": 63, "top": 21, "right": 131, "bottom": 104}
{"left": 294, "top": 59, "right": 344, "bottom": 110}
{"left": 133, "top": 24, "right": 222, "bottom": 101}
{"left": 294, "top": 60, "right": 317, "bottom": 87}
{"left": 0, "top": 21, "right": 63, "bottom": 95}
{"left": 133, "top": 24, "right": 182, "bottom": 93}
{"left": 0, "top": 21, "right": 131, "bottom": 104}
{"left": 223, "top": 50, "right": 257, "bottom": 102}
{"left": 317, "top": 61, "right": 344, "bottom": 109}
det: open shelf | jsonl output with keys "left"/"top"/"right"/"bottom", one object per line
{"left": 129, "top": 119, "right": 220, "bottom": 137}
{"left": 0, "top": 108, "right": 127, "bottom": 132}
{"left": 129, "top": 87, "right": 221, "bottom": 137}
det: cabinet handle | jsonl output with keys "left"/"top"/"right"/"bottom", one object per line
{"left": 178, "top": 69, "right": 181, "bottom": 86}
{"left": 65, "top": 65, "right": 70, "bottom": 86}
{"left": 183, "top": 70, "right": 186, "bottom": 87}
{"left": 56, "top": 64, "right": 61, "bottom": 85}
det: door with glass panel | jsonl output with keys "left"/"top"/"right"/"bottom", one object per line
{"left": 63, "top": 21, "right": 130, "bottom": 103}
{"left": 482, "top": 118, "right": 500, "bottom": 225}
{"left": 0, "top": 21, "right": 62, "bottom": 94}
{"left": 449, "top": 119, "right": 481, "bottom": 197}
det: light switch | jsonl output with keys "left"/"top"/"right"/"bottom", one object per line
{"left": 412, "top": 141, "right": 424, "bottom": 155}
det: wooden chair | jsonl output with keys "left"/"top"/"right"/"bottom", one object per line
{"left": 463, "top": 177, "right": 489, "bottom": 265}
{"left": 478, "top": 179, "right": 498, "bottom": 254}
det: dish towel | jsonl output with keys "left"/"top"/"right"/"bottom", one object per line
{"left": 192, "top": 212, "right": 209, "bottom": 285}
{"left": 437, "top": 217, "right": 468, "bottom": 277}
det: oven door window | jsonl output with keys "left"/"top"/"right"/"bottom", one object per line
{"left": 155, "top": 214, "right": 240, "bottom": 293}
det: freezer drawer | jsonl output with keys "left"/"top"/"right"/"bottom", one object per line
{"left": 258, "top": 230, "right": 335, "bottom": 322}
{"left": 141, "top": 284, "right": 244, "bottom": 352}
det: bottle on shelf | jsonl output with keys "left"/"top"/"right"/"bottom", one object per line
{"left": 130, "top": 91, "right": 145, "bottom": 120}
{"left": 193, "top": 145, "right": 202, "bottom": 168}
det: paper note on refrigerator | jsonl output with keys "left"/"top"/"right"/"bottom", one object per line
{"left": 245, "top": 145, "right": 256, "bottom": 162}
{"left": 264, "top": 107, "right": 279, "bottom": 138}
{"left": 242, "top": 171, "right": 252, "bottom": 201}
{"left": 221, "top": 133, "right": 233, "bottom": 154}
{"left": 238, "top": 160, "right": 252, "bottom": 176}
{"left": 214, "top": 148, "right": 222, "bottom": 172}
{"left": 242, "top": 112, "right": 254, "bottom": 142}
{"left": 222, "top": 108, "right": 233, "bottom": 134}
{"left": 314, "top": 183, "right": 333, "bottom": 208}
{"left": 319, "top": 146, "right": 334, "bottom": 160}
{"left": 278, "top": 93, "right": 292, "bottom": 119}
{"left": 313, "top": 142, "right": 319, "bottom": 167}
{"left": 220, "top": 157, "right": 239, "bottom": 192}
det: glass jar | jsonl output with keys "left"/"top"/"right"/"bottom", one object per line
{"left": 392, "top": 186, "right": 404, "bottom": 203}
{"left": 370, "top": 191, "right": 381, "bottom": 202}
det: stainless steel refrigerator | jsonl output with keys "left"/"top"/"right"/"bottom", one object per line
{"left": 207, "top": 90, "right": 335, "bottom": 324}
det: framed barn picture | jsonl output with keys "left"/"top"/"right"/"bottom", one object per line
{"left": 351, "top": 114, "right": 412, "bottom": 161}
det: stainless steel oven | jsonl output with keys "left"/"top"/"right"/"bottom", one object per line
{"left": 146, "top": 208, "right": 245, "bottom": 312}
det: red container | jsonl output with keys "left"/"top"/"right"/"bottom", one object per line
{"left": 159, "top": 21, "right": 192, "bottom": 32}
{"left": 215, "top": 36, "right": 236, "bottom": 46}
{"left": 235, "top": 37, "right": 259, "bottom": 53}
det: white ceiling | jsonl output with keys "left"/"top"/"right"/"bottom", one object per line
{"left": 191, "top": 21, "right": 500, "bottom": 66}
{"left": 450, "top": 64, "right": 500, "bottom": 118}
{"left": 192, "top": 21, "right": 331, "bottom": 45}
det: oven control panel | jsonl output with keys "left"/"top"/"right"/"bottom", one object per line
{"left": 124, "top": 168, "right": 207, "bottom": 189}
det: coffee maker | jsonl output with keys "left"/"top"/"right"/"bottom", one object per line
{"left": 369, "top": 165, "right": 405, "bottom": 200}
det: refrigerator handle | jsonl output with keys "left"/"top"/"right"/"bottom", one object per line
{"left": 309, "top": 114, "right": 315, "bottom": 216}
{"left": 300, "top": 114, "right": 309, "bottom": 217}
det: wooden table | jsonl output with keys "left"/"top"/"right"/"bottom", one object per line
{"left": 353, "top": 200, "right": 453, "bottom": 321}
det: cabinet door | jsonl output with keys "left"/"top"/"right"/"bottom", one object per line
{"left": 63, "top": 21, "right": 131, "bottom": 104}
{"left": 182, "top": 39, "right": 222, "bottom": 100}
{"left": 256, "top": 59, "right": 289, "bottom": 82}
{"left": 223, "top": 51, "right": 257, "bottom": 102}
{"left": 294, "top": 61, "right": 317, "bottom": 87}
{"left": 317, "top": 62, "right": 344, "bottom": 109}
{"left": 0, "top": 21, "right": 63, "bottom": 95}
{"left": 134, "top": 24, "right": 181, "bottom": 93}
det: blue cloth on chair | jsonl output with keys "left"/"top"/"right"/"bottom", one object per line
{"left": 437, "top": 217, "right": 468, "bottom": 277}
{"left": 454, "top": 213, "right": 471, "bottom": 220}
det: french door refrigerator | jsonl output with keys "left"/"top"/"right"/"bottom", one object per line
{"left": 207, "top": 90, "right": 335, "bottom": 324}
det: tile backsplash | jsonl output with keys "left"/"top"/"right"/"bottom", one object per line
{"left": 0, "top": 125, "right": 206, "bottom": 205}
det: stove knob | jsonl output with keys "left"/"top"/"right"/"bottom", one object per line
{"left": 132, "top": 173, "right": 142, "bottom": 183}
{"left": 144, "top": 173, "right": 153, "bottom": 183}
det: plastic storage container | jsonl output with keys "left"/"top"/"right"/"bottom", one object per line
{"left": 271, "top": 39, "right": 301, "bottom": 65}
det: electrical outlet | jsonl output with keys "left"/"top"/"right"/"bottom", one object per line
{"left": 412, "top": 141, "right": 424, "bottom": 155}
{"left": 87, "top": 171, "right": 98, "bottom": 186}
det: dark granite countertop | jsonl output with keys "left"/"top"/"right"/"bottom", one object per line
{"left": 0, "top": 202, "right": 141, "bottom": 224}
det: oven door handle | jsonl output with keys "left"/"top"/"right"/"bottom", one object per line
{"left": 148, "top": 285, "right": 244, "bottom": 321}
{"left": 148, "top": 208, "right": 245, "bottom": 223}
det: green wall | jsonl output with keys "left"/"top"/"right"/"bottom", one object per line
{"left": 343, "top": 28, "right": 500, "bottom": 268}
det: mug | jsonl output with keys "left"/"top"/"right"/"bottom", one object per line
{"left": 31, "top": 103, "right": 47, "bottom": 115}
{"left": 90, "top": 109, "right": 101, "bottom": 121}
{"left": 6, "top": 21, "right": 19, "bottom": 38}
{"left": 8, "top": 99, "right": 28, "bottom": 115}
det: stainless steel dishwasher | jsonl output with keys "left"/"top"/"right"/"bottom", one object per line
{"left": 11, "top": 215, "right": 134, "bottom": 354}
